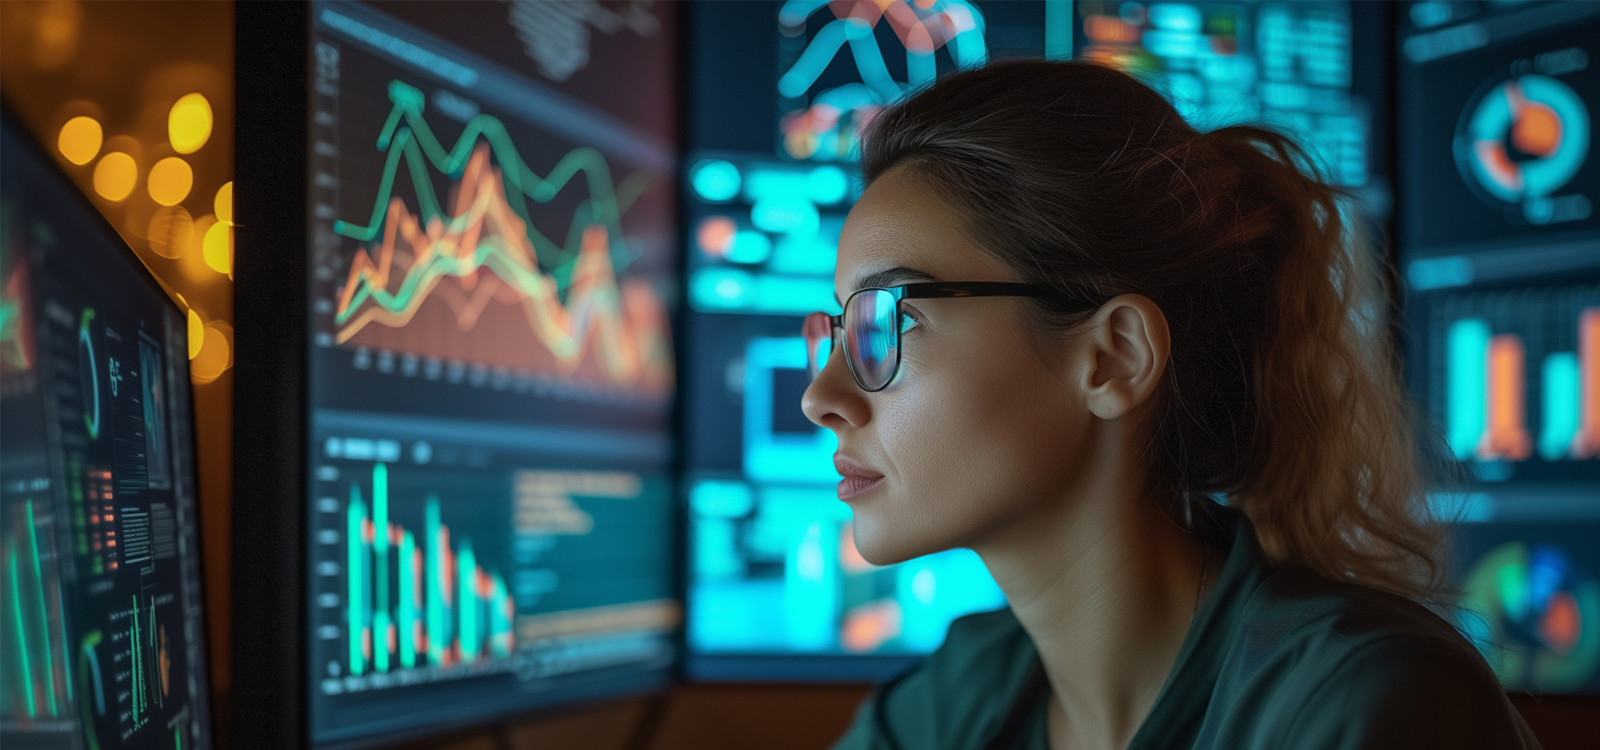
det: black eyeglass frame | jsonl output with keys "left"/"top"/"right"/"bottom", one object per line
{"left": 807, "top": 281, "right": 1101, "bottom": 392}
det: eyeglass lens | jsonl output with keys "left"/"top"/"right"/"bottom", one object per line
{"left": 847, "top": 289, "right": 900, "bottom": 390}
{"left": 802, "top": 289, "right": 901, "bottom": 390}
{"left": 802, "top": 312, "right": 833, "bottom": 381}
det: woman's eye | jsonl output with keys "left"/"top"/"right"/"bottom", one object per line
{"left": 899, "top": 312, "right": 921, "bottom": 334}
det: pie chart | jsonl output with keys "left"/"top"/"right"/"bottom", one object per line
{"left": 1455, "top": 74, "right": 1590, "bottom": 205}
{"left": 1457, "top": 541, "right": 1600, "bottom": 693}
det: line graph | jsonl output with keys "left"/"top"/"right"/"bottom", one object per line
{"left": 328, "top": 80, "right": 672, "bottom": 397}
{"left": 1, "top": 258, "right": 34, "bottom": 376}
{"left": 776, "top": 0, "right": 988, "bottom": 161}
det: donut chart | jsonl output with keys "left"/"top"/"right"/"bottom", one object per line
{"left": 1455, "top": 74, "right": 1590, "bottom": 205}
{"left": 1458, "top": 542, "right": 1600, "bottom": 693}
{"left": 78, "top": 307, "right": 100, "bottom": 440}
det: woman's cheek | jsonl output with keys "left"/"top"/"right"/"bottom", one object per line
{"left": 876, "top": 341, "right": 1054, "bottom": 525}
{"left": 917, "top": 335, "right": 1085, "bottom": 505}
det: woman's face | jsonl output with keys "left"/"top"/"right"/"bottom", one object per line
{"left": 801, "top": 165, "right": 1100, "bottom": 566}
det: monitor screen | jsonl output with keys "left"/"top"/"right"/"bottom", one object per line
{"left": 300, "top": 1, "right": 679, "bottom": 744}
{"left": 1396, "top": 0, "right": 1600, "bottom": 695}
{"left": 681, "top": 1, "right": 1071, "bottom": 681}
{"left": 0, "top": 109, "right": 213, "bottom": 749}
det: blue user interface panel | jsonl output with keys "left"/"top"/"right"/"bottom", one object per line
{"left": 1075, "top": 0, "right": 1377, "bottom": 191}
{"left": 679, "top": 0, "right": 1380, "bottom": 682}
{"left": 1398, "top": 0, "right": 1600, "bottom": 695}
{"left": 303, "top": 2, "right": 679, "bottom": 743}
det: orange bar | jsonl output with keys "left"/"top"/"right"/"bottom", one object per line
{"left": 441, "top": 527, "right": 454, "bottom": 604}
{"left": 1480, "top": 335, "right": 1532, "bottom": 461}
{"left": 1575, "top": 309, "right": 1600, "bottom": 458}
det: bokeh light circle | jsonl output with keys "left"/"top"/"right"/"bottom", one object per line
{"left": 57, "top": 116, "right": 102, "bottom": 165}
{"left": 202, "top": 221, "right": 232, "bottom": 275}
{"left": 147, "top": 206, "right": 195, "bottom": 259}
{"left": 92, "top": 151, "right": 137, "bottom": 201}
{"left": 186, "top": 309, "right": 203, "bottom": 360}
{"left": 168, "top": 93, "right": 213, "bottom": 154}
{"left": 191, "top": 321, "right": 232, "bottom": 383}
{"left": 147, "top": 156, "right": 194, "bottom": 206}
{"left": 214, "top": 181, "right": 233, "bottom": 223}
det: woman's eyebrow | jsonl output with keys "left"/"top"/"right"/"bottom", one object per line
{"left": 834, "top": 265, "right": 940, "bottom": 306}
{"left": 852, "top": 265, "right": 940, "bottom": 293}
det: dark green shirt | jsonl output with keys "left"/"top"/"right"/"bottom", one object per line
{"left": 832, "top": 502, "right": 1542, "bottom": 749}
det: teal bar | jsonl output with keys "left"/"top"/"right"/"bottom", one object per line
{"left": 399, "top": 530, "right": 414, "bottom": 669}
{"left": 373, "top": 610, "right": 390, "bottom": 673}
{"left": 1045, "top": 0, "right": 1073, "bottom": 59}
{"left": 1447, "top": 319, "right": 1492, "bottom": 459}
{"left": 1539, "top": 352, "right": 1580, "bottom": 461}
{"left": 373, "top": 464, "right": 389, "bottom": 673}
{"left": 25, "top": 501, "right": 57, "bottom": 715}
{"left": 426, "top": 498, "right": 442, "bottom": 665}
{"left": 132, "top": 595, "right": 142, "bottom": 723}
{"left": 148, "top": 602, "right": 161, "bottom": 709}
{"left": 459, "top": 542, "right": 477, "bottom": 661}
{"left": 347, "top": 488, "right": 365, "bottom": 677}
{"left": 491, "top": 576, "right": 509, "bottom": 658}
{"left": 9, "top": 546, "right": 36, "bottom": 718}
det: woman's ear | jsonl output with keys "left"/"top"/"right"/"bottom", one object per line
{"left": 1079, "top": 294, "right": 1170, "bottom": 421}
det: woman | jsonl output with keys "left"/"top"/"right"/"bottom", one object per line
{"left": 800, "top": 61, "right": 1540, "bottom": 750}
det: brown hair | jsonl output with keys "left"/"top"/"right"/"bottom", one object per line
{"left": 860, "top": 60, "right": 1457, "bottom": 608}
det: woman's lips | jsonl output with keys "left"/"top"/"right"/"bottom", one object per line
{"left": 834, "top": 454, "right": 885, "bottom": 501}
{"left": 836, "top": 474, "right": 885, "bottom": 501}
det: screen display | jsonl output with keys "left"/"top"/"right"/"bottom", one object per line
{"left": 1397, "top": 0, "right": 1600, "bottom": 696}
{"left": 0, "top": 112, "right": 213, "bottom": 749}
{"left": 1397, "top": 0, "right": 1600, "bottom": 490}
{"left": 1076, "top": 0, "right": 1373, "bottom": 189}
{"left": 1452, "top": 520, "right": 1600, "bottom": 695}
{"left": 680, "top": 0, "right": 1380, "bottom": 681}
{"left": 1399, "top": 0, "right": 1598, "bottom": 259}
{"left": 681, "top": 1, "right": 1067, "bottom": 681}
{"left": 304, "top": 1, "right": 678, "bottom": 744}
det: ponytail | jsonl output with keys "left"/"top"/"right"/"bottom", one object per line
{"left": 1200, "top": 125, "right": 1454, "bottom": 608}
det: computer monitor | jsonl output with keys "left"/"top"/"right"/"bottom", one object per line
{"left": 679, "top": 0, "right": 1389, "bottom": 682}
{"left": 0, "top": 105, "right": 215, "bottom": 749}
{"left": 232, "top": 1, "right": 680, "bottom": 746}
{"left": 1396, "top": 0, "right": 1600, "bottom": 695}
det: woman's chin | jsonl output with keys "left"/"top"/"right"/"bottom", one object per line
{"left": 850, "top": 519, "right": 934, "bottom": 567}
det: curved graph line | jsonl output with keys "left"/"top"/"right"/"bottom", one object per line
{"left": 776, "top": 0, "right": 988, "bottom": 100}
{"left": 77, "top": 631, "right": 104, "bottom": 750}
{"left": 79, "top": 308, "right": 99, "bottom": 440}
{"left": 331, "top": 83, "right": 672, "bottom": 392}
{"left": 335, "top": 80, "right": 639, "bottom": 284}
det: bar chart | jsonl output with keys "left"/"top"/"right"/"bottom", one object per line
{"left": 1428, "top": 281, "right": 1600, "bottom": 480}
{"left": 342, "top": 462, "right": 516, "bottom": 678}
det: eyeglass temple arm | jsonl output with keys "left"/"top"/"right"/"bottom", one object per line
{"left": 899, "top": 281, "right": 1088, "bottom": 303}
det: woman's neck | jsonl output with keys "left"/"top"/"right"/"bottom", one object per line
{"left": 973, "top": 477, "right": 1215, "bottom": 750}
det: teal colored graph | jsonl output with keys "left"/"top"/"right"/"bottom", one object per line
{"left": 333, "top": 80, "right": 653, "bottom": 294}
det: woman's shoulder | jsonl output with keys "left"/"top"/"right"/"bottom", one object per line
{"left": 1208, "top": 564, "right": 1542, "bottom": 748}
{"left": 831, "top": 607, "right": 1038, "bottom": 750}
{"left": 1233, "top": 562, "right": 1472, "bottom": 661}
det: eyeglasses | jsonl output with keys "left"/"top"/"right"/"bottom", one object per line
{"left": 803, "top": 281, "right": 1099, "bottom": 392}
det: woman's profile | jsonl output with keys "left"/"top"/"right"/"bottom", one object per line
{"left": 799, "top": 60, "right": 1541, "bottom": 750}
